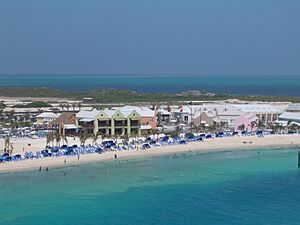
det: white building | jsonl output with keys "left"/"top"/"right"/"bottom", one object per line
{"left": 172, "top": 104, "right": 243, "bottom": 129}
{"left": 277, "top": 112, "right": 300, "bottom": 126}
{"left": 36, "top": 112, "right": 60, "bottom": 125}
{"left": 232, "top": 104, "right": 281, "bottom": 125}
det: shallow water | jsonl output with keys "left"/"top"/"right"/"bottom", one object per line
{"left": 1, "top": 74, "right": 300, "bottom": 95}
{"left": 0, "top": 148, "right": 300, "bottom": 225}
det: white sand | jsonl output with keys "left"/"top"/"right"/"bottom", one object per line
{"left": 0, "top": 134, "right": 299, "bottom": 173}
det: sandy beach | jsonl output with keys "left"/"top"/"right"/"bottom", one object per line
{"left": 1, "top": 134, "right": 299, "bottom": 173}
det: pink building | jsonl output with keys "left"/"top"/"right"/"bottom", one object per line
{"left": 234, "top": 113, "right": 258, "bottom": 132}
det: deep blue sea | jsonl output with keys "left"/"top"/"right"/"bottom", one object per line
{"left": 0, "top": 74, "right": 299, "bottom": 96}
{"left": 1, "top": 148, "right": 300, "bottom": 225}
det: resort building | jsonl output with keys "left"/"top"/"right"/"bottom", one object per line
{"left": 76, "top": 109, "right": 100, "bottom": 134}
{"left": 172, "top": 105, "right": 197, "bottom": 125}
{"left": 233, "top": 113, "right": 258, "bottom": 132}
{"left": 171, "top": 104, "right": 265, "bottom": 131}
{"left": 192, "top": 104, "right": 243, "bottom": 130}
{"left": 277, "top": 112, "right": 300, "bottom": 126}
{"left": 285, "top": 105, "right": 300, "bottom": 113}
{"left": 114, "top": 105, "right": 157, "bottom": 135}
{"left": 52, "top": 112, "right": 77, "bottom": 136}
{"left": 36, "top": 112, "right": 60, "bottom": 125}
{"left": 76, "top": 108, "right": 142, "bottom": 136}
{"left": 232, "top": 104, "right": 280, "bottom": 126}
{"left": 156, "top": 108, "right": 171, "bottom": 125}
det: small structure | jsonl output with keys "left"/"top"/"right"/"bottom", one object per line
{"left": 286, "top": 105, "right": 300, "bottom": 113}
{"left": 36, "top": 112, "right": 60, "bottom": 125}
{"left": 114, "top": 105, "right": 157, "bottom": 135}
{"left": 76, "top": 109, "right": 99, "bottom": 134}
{"left": 76, "top": 108, "right": 142, "bottom": 136}
{"left": 279, "top": 112, "right": 300, "bottom": 124}
{"left": 156, "top": 108, "right": 171, "bottom": 125}
{"left": 232, "top": 104, "right": 281, "bottom": 126}
{"left": 52, "top": 112, "right": 77, "bottom": 136}
{"left": 234, "top": 113, "right": 258, "bottom": 132}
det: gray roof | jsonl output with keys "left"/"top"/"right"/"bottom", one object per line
{"left": 232, "top": 104, "right": 280, "bottom": 114}
{"left": 279, "top": 112, "right": 300, "bottom": 121}
{"left": 76, "top": 109, "right": 100, "bottom": 119}
{"left": 286, "top": 105, "right": 300, "bottom": 111}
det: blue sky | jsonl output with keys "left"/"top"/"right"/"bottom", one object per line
{"left": 0, "top": 0, "right": 299, "bottom": 75}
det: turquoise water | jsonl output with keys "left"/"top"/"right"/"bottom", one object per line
{"left": 1, "top": 74, "right": 300, "bottom": 95}
{"left": 1, "top": 148, "right": 300, "bottom": 225}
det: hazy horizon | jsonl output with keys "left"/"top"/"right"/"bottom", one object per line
{"left": 1, "top": 0, "right": 299, "bottom": 75}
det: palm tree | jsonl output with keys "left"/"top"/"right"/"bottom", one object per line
{"left": 101, "top": 133, "right": 106, "bottom": 143}
{"left": 114, "top": 133, "right": 119, "bottom": 144}
{"left": 92, "top": 132, "right": 99, "bottom": 145}
{"left": 77, "top": 102, "right": 82, "bottom": 111}
{"left": 79, "top": 130, "right": 87, "bottom": 146}
{"left": 193, "top": 125, "right": 201, "bottom": 135}
{"left": 72, "top": 103, "right": 76, "bottom": 111}
{"left": 250, "top": 121, "right": 258, "bottom": 132}
{"left": 59, "top": 103, "right": 65, "bottom": 111}
{"left": 150, "top": 128, "right": 157, "bottom": 137}
{"left": 46, "top": 132, "right": 54, "bottom": 148}
{"left": 170, "top": 126, "right": 180, "bottom": 139}
{"left": 219, "top": 121, "right": 227, "bottom": 131}
{"left": 66, "top": 103, "right": 70, "bottom": 112}
{"left": 208, "top": 123, "right": 217, "bottom": 133}
{"left": 61, "top": 132, "right": 68, "bottom": 145}
{"left": 289, "top": 123, "right": 299, "bottom": 132}
{"left": 156, "top": 111, "right": 162, "bottom": 126}
{"left": 4, "top": 136, "right": 10, "bottom": 154}
{"left": 238, "top": 123, "right": 246, "bottom": 132}
{"left": 122, "top": 133, "right": 129, "bottom": 142}
{"left": 55, "top": 132, "right": 62, "bottom": 147}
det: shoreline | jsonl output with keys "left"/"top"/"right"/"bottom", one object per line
{"left": 1, "top": 134, "right": 299, "bottom": 173}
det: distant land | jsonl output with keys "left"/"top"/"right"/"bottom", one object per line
{"left": 0, "top": 74, "right": 300, "bottom": 96}
{"left": 1, "top": 87, "right": 300, "bottom": 104}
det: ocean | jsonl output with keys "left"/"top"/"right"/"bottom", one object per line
{"left": 0, "top": 148, "right": 300, "bottom": 225}
{"left": 0, "top": 74, "right": 300, "bottom": 96}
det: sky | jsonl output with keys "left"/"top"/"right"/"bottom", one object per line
{"left": 0, "top": 0, "right": 299, "bottom": 75}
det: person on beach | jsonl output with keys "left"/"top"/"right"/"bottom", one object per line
{"left": 64, "top": 159, "right": 67, "bottom": 164}
{"left": 10, "top": 144, "right": 14, "bottom": 155}
{"left": 114, "top": 154, "right": 118, "bottom": 159}
{"left": 39, "top": 166, "right": 41, "bottom": 171}
{"left": 77, "top": 154, "right": 80, "bottom": 160}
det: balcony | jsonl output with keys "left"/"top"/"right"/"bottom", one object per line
{"left": 78, "top": 122, "right": 94, "bottom": 129}
{"left": 114, "top": 120, "right": 128, "bottom": 127}
{"left": 130, "top": 120, "right": 140, "bottom": 127}
{"left": 98, "top": 120, "right": 111, "bottom": 127}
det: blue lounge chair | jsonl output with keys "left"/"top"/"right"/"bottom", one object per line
{"left": 205, "top": 134, "right": 212, "bottom": 139}
{"left": 179, "top": 140, "right": 186, "bottom": 144}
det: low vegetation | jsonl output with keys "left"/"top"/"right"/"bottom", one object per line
{"left": 0, "top": 87, "right": 300, "bottom": 104}
{"left": 14, "top": 101, "right": 52, "bottom": 108}
{"left": 0, "top": 102, "right": 5, "bottom": 110}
